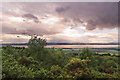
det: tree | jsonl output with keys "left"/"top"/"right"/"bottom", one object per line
{"left": 28, "top": 35, "right": 46, "bottom": 61}
{"left": 41, "top": 48, "right": 69, "bottom": 68}
{"left": 78, "top": 47, "right": 97, "bottom": 68}
{"left": 79, "top": 47, "right": 93, "bottom": 60}
{"left": 28, "top": 35, "right": 46, "bottom": 49}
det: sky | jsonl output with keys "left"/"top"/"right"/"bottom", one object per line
{"left": 1, "top": 2, "right": 118, "bottom": 43}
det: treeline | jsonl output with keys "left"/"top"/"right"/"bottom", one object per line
{"left": 2, "top": 36, "right": 120, "bottom": 79}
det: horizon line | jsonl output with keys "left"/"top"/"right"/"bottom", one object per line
{"left": 1, "top": 42, "right": 119, "bottom": 45}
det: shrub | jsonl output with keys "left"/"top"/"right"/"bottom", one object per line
{"left": 34, "top": 68, "right": 49, "bottom": 78}
{"left": 64, "top": 58, "right": 92, "bottom": 78}
{"left": 2, "top": 52, "right": 34, "bottom": 78}
{"left": 48, "top": 65, "right": 64, "bottom": 78}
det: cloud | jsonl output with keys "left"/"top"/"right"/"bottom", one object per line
{"left": 56, "top": 6, "right": 70, "bottom": 13}
{"left": 54, "top": 2, "right": 118, "bottom": 30}
{"left": 86, "top": 11, "right": 118, "bottom": 30}
{"left": 86, "top": 20, "right": 97, "bottom": 30}
{"left": 47, "top": 32, "right": 118, "bottom": 43}
{"left": 2, "top": 34, "right": 31, "bottom": 43}
{"left": 59, "top": 18, "right": 85, "bottom": 29}
{"left": 1, "top": 2, "right": 118, "bottom": 43}
{"left": 22, "top": 13, "right": 40, "bottom": 23}
{"left": 3, "top": 2, "right": 118, "bottom": 30}
{"left": 2, "top": 16, "right": 66, "bottom": 36}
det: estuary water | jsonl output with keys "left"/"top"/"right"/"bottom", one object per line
{"left": 11, "top": 45, "right": 118, "bottom": 49}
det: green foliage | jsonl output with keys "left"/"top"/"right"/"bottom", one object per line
{"left": 2, "top": 52, "right": 34, "bottom": 78}
{"left": 4, "top": 45, "right": 14, "bottom": 54}
{"left": 28, "top": 36, "right": 69, "bottom": 68}
{"left": 91, "top": 70, "right": 111, "bottom": 78}
{"left": 42, "top": 48, "right": 69, "bottom": 68}
{"left": 64, "top": 58, "right": 92, "bottom": 78}
{"left": 105, "top": 68, "right": 114, "bottom": 74}
{"left": 28, "top": 35, "right": 46, "bottom": 61}
{"left": 78, "top": 48, "right": 97, "bottom": 68}
{"left": 79, "top": 47, "right": 93, "bottom": 60}
{"left": 18, "top": 56, "right": 38, "bottom": 67}
{"left": 94, "top": 55, "right": 118, "bottom": 73}
{"left": 28, "top": 35, "right": 46, "bottom": 49}
{"left": 2, "top": 37, "right": 119, "bottom": 79}
{"left": 34, "top": 68, "right": 49, "bottom": 78}
{"left": 105, "top": 60, "right": 116, "bottom": 68}
{"left": 48, "top": 65, "right": 64, "bottom": 78}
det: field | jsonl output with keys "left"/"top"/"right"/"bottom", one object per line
{"left": 63, "top": 48, "right": 119, "bottom": 55}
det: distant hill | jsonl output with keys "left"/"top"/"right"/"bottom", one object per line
{"left": 1, "top": 43, "right": 119, "bottom": 45}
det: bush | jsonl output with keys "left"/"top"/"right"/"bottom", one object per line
{"left": 64, "top": 58, "right": 92, "bottom": 78}
{"left": 34, "top": 68, "right": 48, "bottom": 78}
{"left": 48, "top": 65, "right": 64, "bottom": 78}
{"left": 2, "top": 52, "right": 34, "bottom": 78}
{"left": 91, "top": 70, "right": 110, "bottom": 78}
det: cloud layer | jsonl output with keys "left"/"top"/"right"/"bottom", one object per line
{"left": 1, "top": 2, "right": 118, "bottom": 43}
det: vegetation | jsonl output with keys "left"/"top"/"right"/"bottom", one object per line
{"left": 1, "top": 36, "right": 120, "bottom": 79}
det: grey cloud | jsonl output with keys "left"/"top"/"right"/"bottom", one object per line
{"left": 3, "top": 2, "right": 118, "bottom": 31}
{"left": 86, "top": 12, "right": 118, "bottom": 30}
{"left": 60, "top": 18, "right": 85, "bottom": 28}
{"left": 22, "top": 13, "right": 40, "bottom": 23}
{"left": 73, "top": 18, "right": 84, "bottom": 23}
{"left": 8, "top": 32, "right": 33, "bottom": 36}
{"left": 56, "top": 6, "right": 70, "bottom": 13}
{"left": 2, "top": 25, "right": 31, "bottom": 36}
{"left": 55, "top": 2, "right": 118, "bottom": 30}
{"left": 2, "top": 20, "right": 66, "bottom": 37}
{"left": 86, "top": 20, "right": 97, "bottom": 30}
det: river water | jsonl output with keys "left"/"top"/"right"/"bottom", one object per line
{"left": 11, "top": 45, "right": 118, "bottom": 49}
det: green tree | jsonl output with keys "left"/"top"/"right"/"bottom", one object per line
{"left": 79, "top": 47, "right": 93, "bottom": 60}
{"left": 28, "top": 35, "right": 46, "bottom": 61}
{"left": 78, "top": 48, "right": 96, "bottom": 68}
{"left": 41, "top": 48, "right": 69, "bottom": 68}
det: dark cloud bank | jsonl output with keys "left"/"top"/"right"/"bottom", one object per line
{"left": 55, "top": 2, "right": 118, "bottom": 30}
